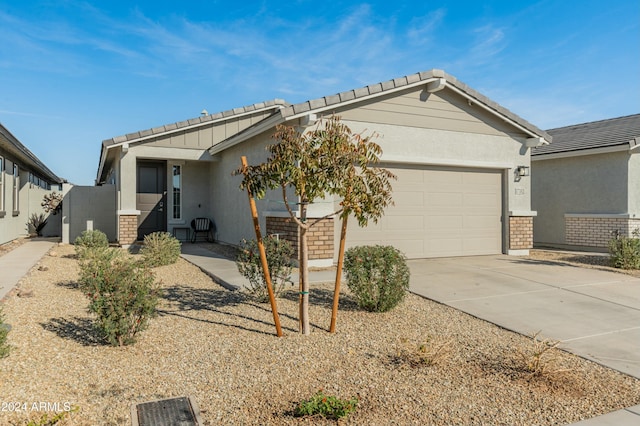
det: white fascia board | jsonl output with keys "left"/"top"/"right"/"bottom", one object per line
{"left": 629, "top": 137, "right": 640, "bottom": 150}
{"left": 531, "top": 144, "right": 629, "bottom": 161}
{"left": 208, "top": 113, "right": 285, "bottom": 155}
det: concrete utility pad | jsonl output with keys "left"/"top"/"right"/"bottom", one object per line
{"left": 408, "top": 255, "right": 640, "bottom": 379}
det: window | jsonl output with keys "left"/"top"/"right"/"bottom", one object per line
{"left": 0, "top": 156, "right": 4, "bottom": 213}
{"left": 172, "top": 165, "right": 181, "bottom": 220}
{"left": 13, "top": 163, "right": 19, "bottom": 213}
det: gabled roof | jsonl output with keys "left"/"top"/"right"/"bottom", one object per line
{"left": 0, "top": 123, "right": 63, "bottom": 184}
{"left": 533, "top": 113, "right": 640, "bottom": 157}
{"left": 209, "top": 69, "right": 552, "bottom": 155}
{"left": 101, "top": 99, "right": 289, "bottom": 147}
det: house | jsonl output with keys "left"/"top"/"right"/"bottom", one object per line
{"left": 95, "top": 69, "right": 551, "bottom": 264}
{"left": 532, "top": 114, "right": 640, "bottom": 250}
{"left": 0, "top": 123, "right": 63, "bottom": 245}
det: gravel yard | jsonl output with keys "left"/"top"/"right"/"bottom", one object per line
{"left": 1, "top": 243, "right": 639, "bottom": 425}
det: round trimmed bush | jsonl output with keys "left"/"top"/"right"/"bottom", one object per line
{"left": 140, "top": 232, "right": 182, "bottom": 267}
{"left": 344, "top": 245, "right": 410, "bottom": 312}
{"left": 74, "top": 229, "right": 109, "bottom": 249}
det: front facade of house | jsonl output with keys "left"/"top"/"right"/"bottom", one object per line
{"left": 0, "top": 123, "right": 63, "bottom": 245}
{"left": 532, "top": 114, "right": 640, "bottom": 250}
{"left": 97, "top": 69, "right": 551, "bottom": 263}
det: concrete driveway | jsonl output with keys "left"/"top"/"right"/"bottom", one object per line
{"left": 408, "top": 255, "right": 640, "bottom": 379}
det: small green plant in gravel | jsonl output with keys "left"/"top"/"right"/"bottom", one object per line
{"left": 236, "top": 236, "right": 294, "bottom": 302}
{"left": 74, "top": 229, "right": 109, "bottom": 259}
{"left": 0, "top": 305, "right": 11, "bottom": 359}
{"left": 293, "top": 390, "right": 358, "bottom": 420}
{"left": 140, "top": 232, "right": 181, "bottom": 267}
{"left": 25, "top": 405, "right": 79, "bottom": 425}
{"left": 344, "top": 245, "right": 410, "bottom": 312}
{"left": 609, "top": 229, "right": 640, "bottom": 270}
{"left": 79, "top": 248, "right": 160, "bottom": 346}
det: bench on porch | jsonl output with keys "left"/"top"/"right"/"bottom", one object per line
{"left": 190, "top": 218, "right": 216, "bottom": 243}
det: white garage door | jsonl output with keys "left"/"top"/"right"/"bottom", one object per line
{"left": 344, "top": 165, "right": 503, "bottom": 258}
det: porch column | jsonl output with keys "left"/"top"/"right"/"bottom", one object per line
{"left": 118, "top": 209, "right": 140, "bottom": 247}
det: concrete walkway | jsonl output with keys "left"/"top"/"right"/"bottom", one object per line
{"left": 0, "top": 239, "right": 56, "bottom": 301}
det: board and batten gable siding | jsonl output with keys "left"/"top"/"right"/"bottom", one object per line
{"left": 143, "top": 110, "right": 277, "bottom": 150}
{"left": 336, "top": 86, "right": 527, "bottom": 138}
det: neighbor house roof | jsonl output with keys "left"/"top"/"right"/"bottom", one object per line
{"left": 209, "top": 69, "right": 552, "bottom": 155}
{"left": 0, "top": 123, "right": 63, "bottom": 184}
{"left": 533, "top": 113, "right": 640, "bottom": 157}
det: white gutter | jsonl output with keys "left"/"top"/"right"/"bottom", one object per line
{"left": 531, "top": 144, "right": 629, "bottom": 161}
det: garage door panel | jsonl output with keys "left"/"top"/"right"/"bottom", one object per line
{"left": 344, "top": 166, "right": 503, "bottom": 259}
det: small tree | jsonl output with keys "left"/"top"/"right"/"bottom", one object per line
{"left": 42, "top": 192, "right": 63, "bottom": 215}
{"left": 236, "top": 116, "right": 394, "bottom": 334}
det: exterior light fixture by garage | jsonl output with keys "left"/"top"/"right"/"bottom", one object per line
{"left": 516, "top": 166, "right": 530, "bottom": 177}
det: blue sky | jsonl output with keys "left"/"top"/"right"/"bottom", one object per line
{"left": 0, "top": 0, "right": 638, "bottom": 185}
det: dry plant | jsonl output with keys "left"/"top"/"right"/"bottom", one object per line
{"left": 517, "top": 331, "right": 572, "bottom": 378}
{"left": 393, "top": 336, "right": 453, "bottom": 368}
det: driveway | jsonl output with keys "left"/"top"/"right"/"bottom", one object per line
{"left": 408, "top": 255, "right": 640, "bottom": 379}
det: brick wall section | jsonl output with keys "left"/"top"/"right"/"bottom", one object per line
{"left": 565, "top": 216, "right": 640, "bottom": 248}
{"left": 118, "top": 215, "right": 138, "bottom": 246}
{"left": 266, "top": 216, "right": 334, "bottom": 260}
{"left": 509, "top": 216, "right": 533, "bottom": 250}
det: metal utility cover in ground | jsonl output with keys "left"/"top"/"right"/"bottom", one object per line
{"left": 131, "top": 396, "right": 202, "bottom": 426}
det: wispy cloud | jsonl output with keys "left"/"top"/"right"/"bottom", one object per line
{"left": 407, "top": 8, "right": 446, "bottom": 45}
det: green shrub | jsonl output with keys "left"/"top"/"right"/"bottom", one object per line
{"left": 609, "top": 229, "right": 640, "bottom": 270}
{"left": 140, "top": 232, "right": 181, "bottom": 267}
{"left": 236, "top": 236, "right": 294, "bottom": 302}
{"left": 79, "top": 248, "right": 160, "bottom": 346}
{"left": 344, "top": 245, "right": 410, "bottom": 312}
{"left": 294, "top": 390, "right": 358, "bottom": 420}
{"left": 0, "top": 306, "right": 10, "bottom": 359}
{"left": 74, "top": 229, "right": 109, "bottom": 258}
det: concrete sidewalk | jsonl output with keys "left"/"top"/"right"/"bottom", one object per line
{"left": 180, "top": 244, "right": 336, "bottom": 290}
{"left": 0, "top": 239, "right": 57, "bottom": 301}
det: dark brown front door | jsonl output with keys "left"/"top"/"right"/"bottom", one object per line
{"left": 137, "top": 161, "right": 167, "bottom": 239}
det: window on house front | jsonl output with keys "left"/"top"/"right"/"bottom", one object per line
{"left": 172, "top": 165, "right": 181, "bottom": 220}
{"left": 13, "top": 164, "right": 19, "bottom": 213}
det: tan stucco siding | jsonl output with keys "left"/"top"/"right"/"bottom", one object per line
{"left": 337, "top": 87, "right": 526, "bottom": 138}
{"left": 532, "top": 151, "right": 630, "bottom": 246}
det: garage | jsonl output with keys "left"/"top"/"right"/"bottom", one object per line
{"left": 344, "top": 165, "right": 504, "bottom": 259}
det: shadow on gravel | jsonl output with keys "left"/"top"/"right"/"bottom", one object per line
{"left": 280, "top": 287, "right": 360, "bottom": 312}
{"left": 160, "top": 285, "right": 300, "bottom": 335}
{"left": 40, "top": 316, "right": 101, "bottom": 346}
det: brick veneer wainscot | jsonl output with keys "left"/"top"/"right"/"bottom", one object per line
{"left": 118, "top": 215, "right": 138, "bottom": 246}
{"left": 509, "top": 216, "right": 533, "bottom": 250}
{"left": 565, "top": 216, "right": 640, "bottom": 248}
{"left": 266, "top": 216, "right": 334, "bottom": 260}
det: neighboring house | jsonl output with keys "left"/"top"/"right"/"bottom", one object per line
{"left": 96, "top": 69, "right": 551, "bottom": 264}
{"left": 0, "top": 123, "right": 63, "bottom": 245}
{"left": 532, "top": 114, "right": 640, "bottom": 250}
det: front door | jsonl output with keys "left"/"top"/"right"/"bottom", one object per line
{"left": 136, "top": 161, "right": 167, "bottom": 240}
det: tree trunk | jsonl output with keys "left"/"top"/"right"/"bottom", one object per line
{"left": 299, "top": 204, "right": 311, "bottom": 335}
{"left": 329, "top": 215, "right": 348, "bottom": 333}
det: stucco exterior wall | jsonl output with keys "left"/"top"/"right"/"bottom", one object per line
{"left": 532, "top": 151, "right": 630, "bottom": 246}
{"left": 0, "top": 159, "right": 58, "bottom": 244}
{"left": 62, "top": 184, "right": 117, "bottom": 243}
{"left": 629, "top": 152, "right": 640, "bottom": 215}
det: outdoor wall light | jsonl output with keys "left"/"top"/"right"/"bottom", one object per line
{"left": 516, "top": 166, "right": 530, "bottom": 177}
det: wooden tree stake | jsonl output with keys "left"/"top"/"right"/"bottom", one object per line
{"left": 241, "top": 156, "right": 283, "bottom": 337}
